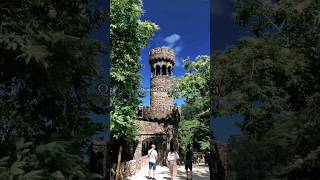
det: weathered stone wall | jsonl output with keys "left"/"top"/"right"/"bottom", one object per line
{"left": 133, "top": 137, "right": 142, "bottom": 170}
{"left": 120, "top": 160, "right": 136, "bottom": 178}
{"left": 140, "top": 106, "right": 176, "bottom": 120}
{"left": 149, "top": 48, "right": 175, "bottom": 64}
{"left": 150, "top": 76, "right": 174, "bottom": 108}
{"left": 140, "top": 156, "right": 149, "bottom": 168}
{"left": 133, "top": 121, "right": 178, "bottom": 170}
{"left": 137, "top": 121, "right": 173, "bottom": 135}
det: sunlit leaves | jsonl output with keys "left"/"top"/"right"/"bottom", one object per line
{"left": 110, "top": 0, "right": 158, "bottom": 140}
{"left": 174, "top": 56, "right": 210, "bottom": 151}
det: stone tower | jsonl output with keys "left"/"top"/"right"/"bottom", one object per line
{"left": 132, "top": 48, "right": 180, "bottom": 172}
{"left": 150, "top": 48, "right": 174, "bottom": 109}
{"left": 141, "top": 47, "right": 178, "bottom": 121}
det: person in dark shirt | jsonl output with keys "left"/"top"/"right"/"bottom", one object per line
{"left": 185, "top": 144, "right": 193, "bottom": 180}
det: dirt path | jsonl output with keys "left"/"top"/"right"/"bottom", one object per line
{"left": 128, "top": 164, "right": 210, "bottom": 180}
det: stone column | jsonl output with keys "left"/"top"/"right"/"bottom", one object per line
{"left": 153, "top": 65, "right": 156, "bottom": 77}
{"left": 134, "top": 136, "right": 142, "bottom": 170}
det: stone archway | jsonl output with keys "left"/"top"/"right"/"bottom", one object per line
{"left": 168, "top": 66, "right": 172, "bottom": 76}
{"left": 162, "top": 64, "right": 167, "bottom": 75}
{"left": 141, "top": 137, "right": 164, "bottom": 156}
{"left": 140, "top": 135, "right": 168, "bottom": 165}
{"left": 156, "top": 65, "right": 161, "bottom": 76}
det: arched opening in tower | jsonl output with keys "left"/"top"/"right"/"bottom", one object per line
{"left": 142, "top": 141, "right": 151, "bottom": 156}
{"left": 141, "top": 137, "right": 166, "bottom": 156}
{"left": 162, "top": 65, "right": 167, "bottom": 75}
{"left": 168, "top": 66, "right": 172, "bottom": 76}
{"left": 156, "top": 65, "right": 161, "bottom": 76}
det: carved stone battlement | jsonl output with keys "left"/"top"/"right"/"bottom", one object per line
{"left": 149, "top": 47, "right": 175, "bottom": 65}
{"left": 138, "top": 105, "right": 180, "bottom": 122}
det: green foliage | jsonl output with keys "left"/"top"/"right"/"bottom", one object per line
{"left": 0, "top": 0, "right": 107, "bottom": 177}
{"left": 173, "top": 56, "right": 210, "bottom": 151}
{"left": 110, "top": 0, "right": 159, "bottom": 140}
{"left": 276, "top": 94, "right": 320, "bottom": 179}
{"left": 216, "top": 37, "right": 306, "bottom": 137}
{"left": 214, "top": 0, "right": 320, "bottom": 179}
{"left": 179, "top": 119, "right": 200, "bottom": 148}
{"left": 0, "top": 138, "right": 86, "bottom": 180}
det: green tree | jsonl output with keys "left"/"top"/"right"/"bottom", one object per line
{"left": 109, "top": 0, "right": 158, "bottom": 178}
{"left": 173, "top": 56, "right": 211, "bottom": 151}
{"left": 213, "top": 0, "right": 320, "bottom": 179}
{"left": 0, "top": 138, "right": 86, "bottom": 179}
{"left": 110, "top": 0, "right": 158, "bottom": 140}
{"left": 216, "top": 37, "right": 306, "bottom": 137}
{"left": 0, "top": 0, "right": 107, "bottom": 178}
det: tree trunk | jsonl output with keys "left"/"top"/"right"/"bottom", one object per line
{"left": 115, "top": 145, "right": 122, "bottom": 180}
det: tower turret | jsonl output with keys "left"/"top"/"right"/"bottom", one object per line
{"left": 149, "top": 48, "right": 175, "bottom": 108}
{"left": 139, "top": 47, "right": 180, "bottom": 122}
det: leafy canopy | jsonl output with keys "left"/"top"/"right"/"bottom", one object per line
{"left": 173, "top": 56, "right": 211, "bottom": 151}
{"left": 214, "top": 0, "right": 320, "bottom": 179}
{"left": 110, "top": 0, "right": 159, "bottom": 140}
{"left": 0, "top": 0, "right": 107, "bottom": 178}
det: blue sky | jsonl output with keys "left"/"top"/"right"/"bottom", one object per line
{"left": 90, "top": 0, "right": 250, "bottom": 143}
{"left": 138, "top": 0, "right": 244, "bottom": 143}
{"left": 139, "top": 0, "right": 210, "bottom": 106}
{"left": 137, "top": 0, "right": 246, "bottom": 143}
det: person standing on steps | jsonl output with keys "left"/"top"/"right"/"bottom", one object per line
{"left": 185, "top": 144, "right": 193, "bottom": 180}
{"left": 148, "top": 144, "right": 158, "bottom": 180}
{"left": 167, "top": 146, "right": 180, "bottom": 180}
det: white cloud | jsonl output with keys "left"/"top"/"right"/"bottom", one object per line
{"left": 161, "top": 45, "right": 170, "bottom": 49}
{"left": 174, "top": 46, "right": 182, "bottom": 54}
{"left": 162, "top": 34, "right": 183, "bottom": 52}
{"left": 161, "top": 34, "right": 184, "bottom": 67}
{"left": 163, "top": 34, "right": 181, "bottom": 46}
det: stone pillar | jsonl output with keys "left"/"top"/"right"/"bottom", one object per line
{"left": 134, "top": 136, "right": 142, "bottom": 170}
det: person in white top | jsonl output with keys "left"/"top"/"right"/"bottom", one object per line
{"left": 148, "top": 144, "right": 158, "bottom": 180}
{"left": 167, "top": 146, "right": 179, "bottom": 180}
